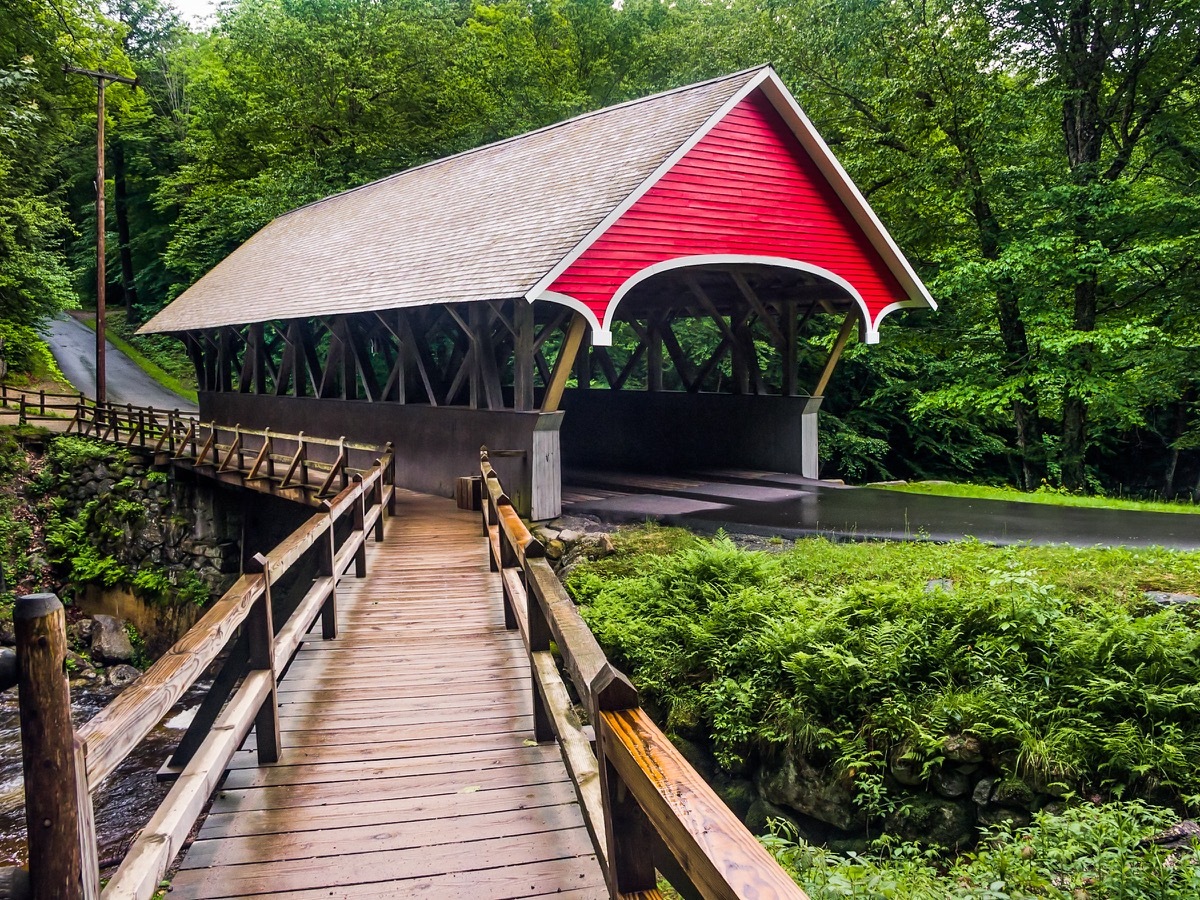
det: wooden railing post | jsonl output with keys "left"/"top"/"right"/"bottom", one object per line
{"left": 17, "top": 394, "right": 25, "bottom": 426}
{"left": 318, "top": 502, "right": 339, "bottom": 640}
{"left": 38, "top": 389, "right": 45, "bottom": 416}
{"left": 351, "top": 474, "right": 367, "bottom": 577}
{"left": 591, "top": 664, "right": 655, "bottom": 900}
{"left": 371, "top": 477, "right": 384, "bottom": 541}
{"left": 242, "top": 556, "right": 280, "bottom": 764}
{"left": 526, "top": 546, "right": 554, "bottom": 744}
{"left": 14, "top": 594, "right": 92, "bottom": 900}
{"left": 385, "top": 445, "right": 396, "bottom": 515}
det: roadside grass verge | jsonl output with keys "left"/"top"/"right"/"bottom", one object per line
{"left": 76, "top": 311, "right": 198, "bottom": 403}
{"left": 872, "top": 480, "right": 1200, "bottom": 514}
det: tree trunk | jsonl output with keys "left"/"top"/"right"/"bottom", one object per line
{"left": 112, "top": 139, "right": 138, "bottom": 315}
{"left": 970, "top": 175, "right": 1047, "bottom": 491}
{"left": 1060, "top": 275, "right": 1098, "bottom": 492}
{"left": 1162, "top": 390, "right": 1194, "bottom": 498}
{"left": 995, "top": 283, "right": 1046, "bottom": 490}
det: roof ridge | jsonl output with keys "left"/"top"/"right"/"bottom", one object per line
{"left": 280, "top": 65, "right": 773, "bottom": 220}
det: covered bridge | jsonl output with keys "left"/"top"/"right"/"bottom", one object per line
{"left": 142, "top": 66, "right": 934, "bottom": 519}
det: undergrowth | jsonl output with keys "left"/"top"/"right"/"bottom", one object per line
{"left": 567, "top": 527, "right": 1200, "bottom": 808}
{"left": 40, "top": 435, "right": 208, "bottom": 606}
{"left": 766, "top": 801, "right": 1200, "bottom": 899}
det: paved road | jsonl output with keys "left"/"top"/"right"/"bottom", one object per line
{"left": 45, "top": 315, "right": 198, "bottom": 413}
{"left": 562, "top": 469, "right": 1200, "bottom": 551}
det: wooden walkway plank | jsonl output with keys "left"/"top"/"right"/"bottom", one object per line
{"left": 172, "top": 492, "right": 604, "bottom": 898}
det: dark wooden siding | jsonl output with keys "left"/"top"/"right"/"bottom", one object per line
{"left": 550, "top": 90, "right": 908, "bottom": 325}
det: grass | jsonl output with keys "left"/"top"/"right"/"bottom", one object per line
{"left": 873, "top": 480, "right": 1200, "bottom": 514}
{"left": 75, "top": 310, "right": 198, "bottom": 403}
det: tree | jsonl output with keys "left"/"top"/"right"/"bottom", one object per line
{"left": 998, "top": 0, "right": 1200, "bottom": 490}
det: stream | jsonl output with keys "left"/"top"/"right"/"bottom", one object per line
{"left": 0, "top": 675, "right": 211, "bottom": 868}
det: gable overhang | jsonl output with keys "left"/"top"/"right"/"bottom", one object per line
{"left": 525, "top": 69, "right": 935, "bottom": 346}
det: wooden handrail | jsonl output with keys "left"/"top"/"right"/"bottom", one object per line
{"left": 480, "top": 447, "right": 809, "bottom": 900}
{"left": 8, "top": 416, "right": 397, "bottom": 900}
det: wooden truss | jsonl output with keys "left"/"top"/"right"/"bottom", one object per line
{"left": 185, "top": 277, "right": 857, "bottom": 412}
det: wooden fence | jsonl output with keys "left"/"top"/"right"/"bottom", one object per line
{"left": 0, "top": 388, "right": 386, "bottom": 504}
{"left": 480, "top": 449, "right": 808, "bottom": 900}
{"left": 2, "top": 418, "right": 395, "bottom": 900}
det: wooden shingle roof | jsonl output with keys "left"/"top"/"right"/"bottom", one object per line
{"left": 143, "top": 66, "right": 934, "bottom": 341}
{"left": 141, "top": 69, "right": 766, "bottom": 334}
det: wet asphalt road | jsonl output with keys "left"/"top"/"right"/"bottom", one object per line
{"left": 44, "top": 315, "right": 198, "bottom": 413}
{"left": 562, "top": 469, "right": 1200, "bottom": 551}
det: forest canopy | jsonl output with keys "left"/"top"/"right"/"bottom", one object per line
{"left": 3, "top": 0, "right": 1198, "bottom": 496}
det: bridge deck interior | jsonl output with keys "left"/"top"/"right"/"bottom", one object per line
{"left": 167, "top": 492, "right": 606, "bottom": 899}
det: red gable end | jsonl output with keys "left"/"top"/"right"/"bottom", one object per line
{"left": 545, "top": 90, "right": 911, "bottom": 338}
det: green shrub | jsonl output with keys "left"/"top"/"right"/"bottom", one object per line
{"left": 46, "top": 436, "right": 124, "bottom": 471}
{"left": 0, "top": 322, "right": 66, "bottom": 383}
{"left": 568, "top": 532, "right": 1200, "bottom": 804}
{"left": 765, "top": 801, "right": 1200, "bottom": 899}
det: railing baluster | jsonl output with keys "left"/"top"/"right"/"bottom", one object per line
{"left": 243, "top": 554, "right": 280, "bottom": 764}
{"left": 319, "top": 501, "right": 339, "bottom": 639}
{"left": 351, "top": 474, "right": 366, "bottom": 578}
{"left": 527, "top": 555, "right": 554, "bottom": 744}
{"left": 591, "top": 665, "right": 655, "bottom": 899}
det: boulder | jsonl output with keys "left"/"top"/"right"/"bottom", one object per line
{"left": 888, "top": 747, "right": 926, "bottom": 786}
{"left": 65, "top": 650, "right": 96, "bottom": 680}
{"left": 757, "top": 754, "right": 866, "bottom": 832}
{"left": 744, "top": 799, "right": 803, "bottom": 838}
{"left": 91, "top": 615, "right": 135, "bottom": 664}
{"left": 992, "top": 777, "right": 1036, "bottom": 810}
{"left": 69, "top": 619, "right": 95, "bottom": 646}
{"left": 925, "top": 578, "right": 955, "bottom": 594}
{"left": 972, "top": 776, "right": 996, "bottom": 806}
{"left": 714, "top": 777, "right": 758, "bottom": 821}
{"left": 108, "top": 664, "right": 141, "bottom": 688}
{"left": 978, "top": 806, "right": 1032, "bottom": 830}
{"left": 933, "top": 766, "right": 972, "bottom": 799}
{"left": 941, "top": 734, "right": 984, "bottom": 764}
{"left": 557, "top": 529, "right": 582, "bottom": 543}
{"left": 1144, "top": 591, "right": 1199, "bottom": 607}
{"left": 884, "top": 795, "right": 975, "bottom": 849}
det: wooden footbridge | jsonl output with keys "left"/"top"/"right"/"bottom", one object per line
{"left": 2, "top": 391, "right": 807, "bottom": 900}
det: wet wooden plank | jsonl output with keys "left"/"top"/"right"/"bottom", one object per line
{"left": 168, "top": 828, "right": 598, "bottom": 898}
{"left": 179, "top": 857, "right": 607, "bottom": 900}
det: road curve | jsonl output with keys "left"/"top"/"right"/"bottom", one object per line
{"left": 44, "top": 314, "right": 198, "bottom": 413}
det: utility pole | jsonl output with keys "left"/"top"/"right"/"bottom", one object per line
{"left": 64, "top": 66, "right": 138, "bottom": 406}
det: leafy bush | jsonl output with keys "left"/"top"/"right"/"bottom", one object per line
{"left": 568, "top": 531, "right": 1200, "bottom": 806}
{"left": 46, "top": 436, "right": 124, "bottom": 472}
{"left": 0, "top": 322, "right": 67, "bottom": 383}
{"left": 765, "top": 801, "right": 1200, "bottom": 899}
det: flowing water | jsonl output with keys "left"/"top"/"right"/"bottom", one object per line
{"left": 0, "top": 676, "right": 211, "bottom": 868}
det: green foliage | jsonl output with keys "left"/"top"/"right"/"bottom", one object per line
{"left": 0, "top": 321, "right": 67, "bottom": 382}
{"left": 130, "top": 566, "right": 208, "bottom": 606}
{"left": 765, "top": 801, "right": 1200, "bottom": 899}
{"left": 46, "top": 436, "right": 125, "bottom": 472}
{"left": 569, "top": 529, "right": 1200, "bottom": 803}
